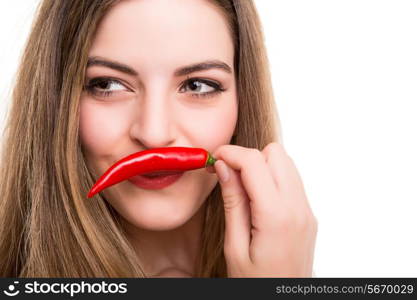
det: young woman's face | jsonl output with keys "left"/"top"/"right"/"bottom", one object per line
{"left": 79, "top": 0, "right": 237, "bottom": 230}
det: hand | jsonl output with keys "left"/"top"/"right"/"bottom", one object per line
{"left": 209, "top": 142, "right": 318, "bottom": 277}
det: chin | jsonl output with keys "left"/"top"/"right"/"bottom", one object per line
{"left": 115, "top": 197, "right": 200, "bottom": 232}
{"left": 135, "top": 211, "right": 191, "bottom": 231}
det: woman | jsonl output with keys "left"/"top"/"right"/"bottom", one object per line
{"left": 0, "top": 0, "right": 317, "bottom": 277}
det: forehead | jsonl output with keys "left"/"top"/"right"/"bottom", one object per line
{"left": 88, "top": 0, "right": 234, "bottom": 73}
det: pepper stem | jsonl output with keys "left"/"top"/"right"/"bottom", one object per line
{"left": 206, "top": 153, "right": 217, "bottom": 166}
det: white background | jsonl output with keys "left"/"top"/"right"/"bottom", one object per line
{"left": 1, "top": 0, "right": 416, "bottom": 277}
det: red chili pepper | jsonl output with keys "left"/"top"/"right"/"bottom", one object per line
{"left": 87, "top": 147, "right": 216, "bottom": 198}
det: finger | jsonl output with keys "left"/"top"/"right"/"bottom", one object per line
{"left": 214, "top": 160, "right": 251, "bottom": 262}
{"left": 262, "top": 142, "right": 288, "bottom": 189}
{"left": 213, "top": 145, "right": 279, "bottom": 218}
{"left": 205, "top": 165, "right": 215, "bottom": 173}
{"left": 262, "top": 142, "right": 310, "bottom": 207}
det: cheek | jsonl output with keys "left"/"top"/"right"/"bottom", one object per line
{"left": 79, "top": 100, "right": 130, "bottom": 154}
{"left": 180, "top": 98, "right": 238, "bottom": 149}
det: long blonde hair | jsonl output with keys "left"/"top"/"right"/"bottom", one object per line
{"left": 0, "top": 0, "right": 281, "bottom": 277}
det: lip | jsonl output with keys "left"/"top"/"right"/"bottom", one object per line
{"left": 128, "top": 172, "right": 184, "bottom": 190}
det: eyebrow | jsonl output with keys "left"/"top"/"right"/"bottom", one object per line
{"left": 86, "top": 57, "right": 232, "bottom": 77}
{"left": 87, "top": 57, "right": 138, "bottom": 76}
{"left": 174, "top": 60, "right": 232, "bottom": 76}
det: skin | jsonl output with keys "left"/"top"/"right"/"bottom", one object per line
{"left": 80, "top": 0, "right": 237, "bottom": 277}
{"left": 80, "top": 0, "right": 317, "bottom": 277}
{"left": 210, "top": 145, "right": 318, "bottom": 277}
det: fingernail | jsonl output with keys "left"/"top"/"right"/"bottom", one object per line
{"left": 216, "top": 161, "right": 230, "bottom": 183}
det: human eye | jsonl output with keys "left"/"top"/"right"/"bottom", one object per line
{"left": 179, "top": 78, "right": 226, "bottom": 99}
{"left": 84, "top": 77, "right": 130, "bottom": 98}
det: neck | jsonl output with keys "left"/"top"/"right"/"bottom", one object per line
{"left": 121, "top": 201, "right": 207, "bottom": 277}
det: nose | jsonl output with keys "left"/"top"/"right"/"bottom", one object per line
{"left": 129, "top": 87, "right": 176, "bottom": 149}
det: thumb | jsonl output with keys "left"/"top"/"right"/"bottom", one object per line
{"left": 214, "top": 160, "right": 251, "bottom": 263}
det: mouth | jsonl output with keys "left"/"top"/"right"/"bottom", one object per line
{"left": 129, "top": 171, "right": 185, "bottom": 190}
{"left": 141, "top": 171, "right": 184, "bottom": 178}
